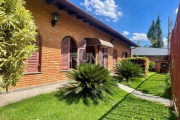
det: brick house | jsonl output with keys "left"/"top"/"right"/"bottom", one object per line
{"left": 13, "top": 0, "right": 138, "bottom": 89}
{"left": 131, "top": 47, "right": 169, "bottom": 73}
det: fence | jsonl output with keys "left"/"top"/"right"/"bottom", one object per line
{"left": 170, "top": 5, "right": 180, "bottom": 118}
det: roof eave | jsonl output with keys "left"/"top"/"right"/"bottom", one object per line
{"left": 47, "top": 0, "right": 139, "bottom": 47}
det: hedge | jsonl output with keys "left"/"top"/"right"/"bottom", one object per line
{"left": 122, "top": 57, "right": 150, "bottom": 75}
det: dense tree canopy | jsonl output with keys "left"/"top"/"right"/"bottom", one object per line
{"left": 147, "top": 15, "right": 164, "bottom": 48}
{"left": 0, "top": 0, "right": 37, "bottom": 92}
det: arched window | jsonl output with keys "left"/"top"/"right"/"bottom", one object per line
{"left": 125, "top": 52, "right": 128, "bottom": 58}
{"left": 26, "top": 35, "right": 41, "bottom": 72}
{"left": 113, "top": 49, "right": 117, "bottom": 66}
{"left": 61, "top": 37, "right": 77, "bottom": 70}
{"left": 70, "top": 38, "right": 76, "bottom": 68}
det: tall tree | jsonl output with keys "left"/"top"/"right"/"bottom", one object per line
{"left": 147, "top": 15, "right": 164, "bottom": 48}
{"left": 155, "top": 15, "right": 164, "bottom": 48}
{"left": 147, "top": 20, "right": 157, "bottom": 46}
{"left": 0, "top": 0, "right": 37, "bottom": 92}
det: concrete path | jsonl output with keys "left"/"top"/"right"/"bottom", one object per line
{"left": 0, "top": 80, "right": 173, "bottom": 107}
{"left": 118, "top": 83, "right": 173, "bottom": 107}
{"left": 0, "top": 81, "right": 68, "bottom": 107}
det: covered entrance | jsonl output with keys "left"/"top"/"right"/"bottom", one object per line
{"left": 77, "top": 38, "right": 113, "bottom": 68}
{"left": 86, "top": 46, "right": 95, "bottom": 64}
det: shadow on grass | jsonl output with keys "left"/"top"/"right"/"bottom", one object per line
{"left": 97, "top": 73, "right": 174, "bottom": 119}
{"left": 133, "top": 73, "right": 156, "bottom": 90}
{"left": 141, "top": 89, "right": 149, "bottom": 94}
{"left": 124, "top": 73, "right": 172, "bottom": 99}
{"left": 55, "top": 88, "right": 82, "bottom": 105}
{"left": 55, "top": 86, "right": 101, "bottom": 106}
{"left": 98, "top": 91, "right": 175, "bottom": 120}
{"left": 55, "top": 85, "right": 120, "bottom": 106}
{"left": 136, "top": 73, "right": 172, "bottom": 99}
{"left": 98, "top": 92, "right": 130, "bottom": 120}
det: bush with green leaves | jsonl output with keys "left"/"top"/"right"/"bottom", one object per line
{"left": 149, "top": 61, "right": 156, "bottom": 71}
{"left": 0, "top": 0, "right": 37, "bottom": 92}
{"left": 124, "top": 57, "right": 150, "bottom": 75}
{"left": 149, "top": 61, "right": 155, "bottom": 68}
{"left": 57, "top": 63, "right": 118, "bottom": 105}
{"left": 164, "top": 73, "right": 172, "bottom": 99}
{"left": 114, "top": 60, "right": 143, "bottom": 80}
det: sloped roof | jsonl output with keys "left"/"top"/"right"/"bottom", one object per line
{"left": 131, "top": 47, "right": 168, "bottom": 56}
{"left": 47, "top": 0, "right": 139, "bottom": 47}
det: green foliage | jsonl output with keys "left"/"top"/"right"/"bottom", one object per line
{"left": 147, "top": 20, "right": 157, "bottom": 45}
{"left": 147, "top": 15, "right": 164, "bottom": 48}
{"left": 149, "top": 61, "right": 156, "bottom": 71}
{"left": 121, "top": 72, "right": 172, "bottom": 99}
{"left": 114, "top": 60, "right": 143, "bottom": 80}
{"left": 123, "top": 57, "right": 150, "bottom": 75}
{"left": 166, "top": 73, "right": 171, "bottom": 89}
{"left": 164, "top": 73, "right": 172, "bottom": 99}
{"left": 0, "top": 90, "right": 175, "bottom": 120}
{"left": 155, "top": 15, "right": 164, "bottom": 48}
{"left": 57, "top": 63, "right": 118, "bottom": 105}
{"left": 0, "top": 0, "right": 37, "bottom": 92}
{"left": 120, "top": 72, "right": 155, "bottom": 88}
{"left": 149, "top": 61, "right": 155, "bottom": 69}
{"left": 101, "top": 95, "right": 175, "bottom": 120}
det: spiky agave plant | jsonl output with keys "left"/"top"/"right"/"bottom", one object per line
{"left": 58, "top": 63, "right": 118, "bottom": 105}
{"left": 114, "top": 60, "right": 143, "bottom": 80}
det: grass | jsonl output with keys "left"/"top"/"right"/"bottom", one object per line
{"left": 0, "top": 89, "right": 175, "bottom": 120}
{"left": 120, "top": 72, "right": 172, "bottom": 99}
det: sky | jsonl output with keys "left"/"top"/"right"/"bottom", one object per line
{"left": 68, "top": 0, "right": 179, "bottom": 47}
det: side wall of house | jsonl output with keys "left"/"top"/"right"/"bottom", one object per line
{"left": 13, "top": 0, "right": 131, "bottom": 89}
{"left": 170, "top": 5, "right": 180, "bottom": 118}
{"left": 138, "top": 56, "right": 166, "bottom": 62}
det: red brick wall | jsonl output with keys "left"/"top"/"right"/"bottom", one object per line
{"left": 170, "top": 5, "right": 180, "bottom": 117}
{"left": 146, "top": 56, "right": 166, "bottom": 62}
{"left": 155, "top": 61, "right": 169, "bottom": 73}
{"left": 12, "top": 0, "right": 131, "bottom": 89}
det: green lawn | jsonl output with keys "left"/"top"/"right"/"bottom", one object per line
{"left": 120, "top": 72, "right": 172, "bottom": 99}
{"left": 0, "top": 89, "right": 175, "bottom": 120}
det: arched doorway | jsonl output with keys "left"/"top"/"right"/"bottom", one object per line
{"left": 86, "top": 46, "right": 95, "bottom": 64}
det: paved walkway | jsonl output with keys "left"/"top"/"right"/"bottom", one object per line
{"left": 0, "top": 81, "right": 173, "bottom": 107}
{"left": 0, "top": 81, "right": 68, "bottom": 107}
{"left": 118, "top": 83, "right": 173, "bottom": 107}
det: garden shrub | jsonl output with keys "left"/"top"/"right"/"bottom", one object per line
{"left": 57, "top": 63, "right": 118, "bottom": 105}
{"left": 123, "top": 57, "right": 150, "bottom": 75}
{"left": 114, "top": 60, "right": 143, "bottom": 80}
{"left": 0, "top": 0, "right": 37, "bottom": 92}
{"left": 163, "top": 73, "right": 172, "bottom": 99}
{"left": 149, "top": 61, "right": 156, "bottom": 72}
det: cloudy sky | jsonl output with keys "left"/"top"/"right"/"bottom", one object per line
{"left": 69, "top": 0, "right": 179, "bottom": 47}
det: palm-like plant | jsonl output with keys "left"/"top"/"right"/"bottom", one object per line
{"left": 57, "top": 63, "right": 118, "bottom": 105}
{"left": 114, "top": 60, "right": 143, "bottom": 80}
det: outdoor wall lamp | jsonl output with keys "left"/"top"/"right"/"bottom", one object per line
{"left": 51, "top": 12, "right": 60, "bottom": 27}
{"left": 111, "top": 39, "right": 115, "bottom": 44}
